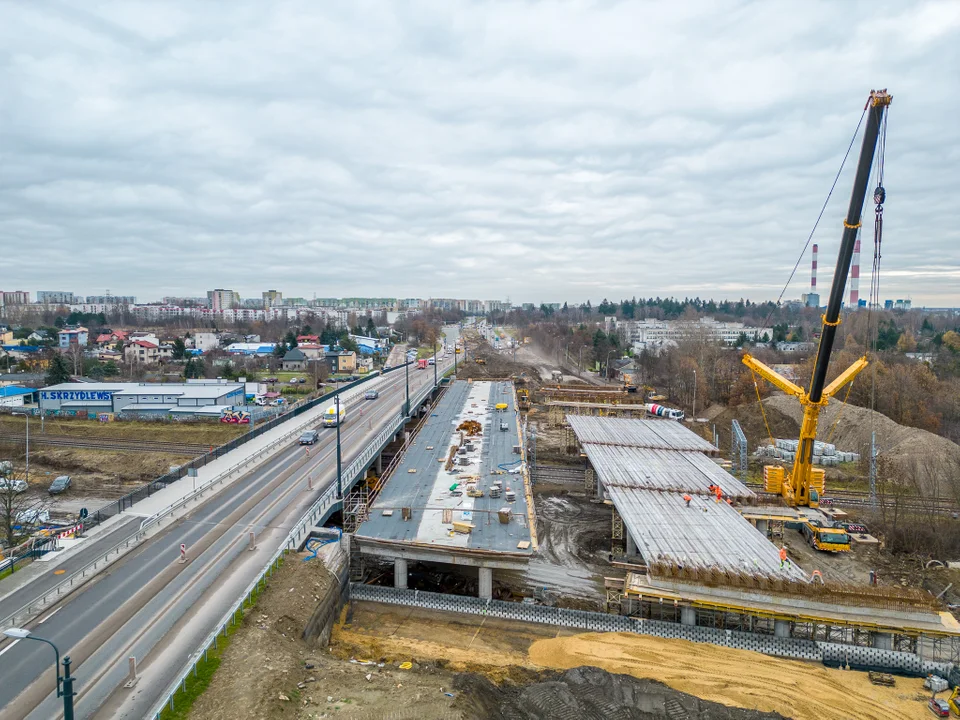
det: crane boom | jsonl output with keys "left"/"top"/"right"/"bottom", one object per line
{"left": 744, "top": 89, "right": 891, "bottom": 508}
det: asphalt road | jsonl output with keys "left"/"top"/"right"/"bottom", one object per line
{"left": 0, "top": 361, "right": 450, "bottom": 720}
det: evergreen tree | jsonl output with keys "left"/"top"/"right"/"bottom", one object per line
{"left": 45, "top": 354, "right": 72, "bottom": 384}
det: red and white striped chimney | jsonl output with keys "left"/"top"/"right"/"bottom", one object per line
{"left": 849, "top": 237, "right": 861, "bottom": 306}
{"left": 811, "top": 243, "right": 818, "bottom": 294}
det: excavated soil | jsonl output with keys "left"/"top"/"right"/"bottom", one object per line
{"left": 454, "top": 667, "right": 786, "bottom": 720}
{"left": 712, "top": 395, "right": 960, "bottom": 498}
{"left": 340, "top": 603, "right": 932, "bottom": 720}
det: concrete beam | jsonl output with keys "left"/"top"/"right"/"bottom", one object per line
{"left": 479, "top": 567, "right": 493, "bottom": 600}
{"left": 774, "top": 620, "right": 790, "bottom": 638}
{"left": 626, "top": 532, "right": 637, "bottom": 557}
{"left": 376, "top": 453, "right": 383, "bottom": 475}
{"left": 355, "top": 540, "right": 530, "bottom": 571}
{"left": 394, "top": 558, "right": 408, "bottom": 589}
{"left": 680, "top": 607, "right": 696, "bottom": 626}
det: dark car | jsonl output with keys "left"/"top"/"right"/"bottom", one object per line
{"left": 48, "top": 475, "right": 72, "bottom": 495}
{"left": 347, "top": 375, "right": 360, "bottom": 382}
{"left": 263, "top": 377, "right": 279, "bottom": 383}
{"left": 364, "top": 389, "right": 379, "bottom": 400}
{"left": 299, "top": 430, "right": 319, "bottom": 445}
{"left": 929, "top": 698, "right": 950, "bottom": 717}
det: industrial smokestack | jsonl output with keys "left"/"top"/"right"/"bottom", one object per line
{"left": 811, "top": 243, "right": 818, "bottom": 294}
{"left": 849, "top": 237, "right": 861, "bottom": 307}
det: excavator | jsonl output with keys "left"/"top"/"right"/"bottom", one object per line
{"left": 743, "top": 90, "right": 891, "bottom": 519}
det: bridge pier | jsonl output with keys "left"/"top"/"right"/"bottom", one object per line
{"left": 756, "top": 519, "right": 769, "bottom": 536}
{"left": 394, "top": 558, "right": 408, "bottom": 589}
{"left": 625, "top": 532, "right": 636, "bottom": 557}
{"left": 774, "top": 620, "right": 791, "bottom": 638}
{"left": 871, "top": 631, "right": 893, "bottom": 650}
{"left": 478, "top": 567, "right": 493, "bottom": 600}
{"left": 376, "top": 454, "right": 382, "bottom": 475}
{"left": 680, "top": 607, "right": 696, "bottom": 626}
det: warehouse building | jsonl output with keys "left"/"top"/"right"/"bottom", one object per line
{"left": 38, "top": 381, "right": 244, "bottom": 416}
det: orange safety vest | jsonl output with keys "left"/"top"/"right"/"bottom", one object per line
{"left": 779, "top": 548, "right": 787, "bottom": 562}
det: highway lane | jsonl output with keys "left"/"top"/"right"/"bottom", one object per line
{"left": 0, "top": 515, "right": 143, "bottom": 621}
{"left": 0, "top": 361, "right": 449, "bottom": 719}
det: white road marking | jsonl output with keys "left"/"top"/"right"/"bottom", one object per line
{"left": 0, "top": 639, "right": 20, "bottom": 658}
{"left": 37, "top": 605, "right": 63, "bottom": 624}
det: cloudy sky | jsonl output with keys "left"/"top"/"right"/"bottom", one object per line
{"left": 2, "top": 1, "right": 958, "bottom": 306}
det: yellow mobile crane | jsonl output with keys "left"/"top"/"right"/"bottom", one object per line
{"left": 743, "top": 89, "right": 891, "bottom": 512}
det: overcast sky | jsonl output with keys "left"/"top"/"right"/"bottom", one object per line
{"left": 2, "top": 1, "right": 958, "bottom": 307}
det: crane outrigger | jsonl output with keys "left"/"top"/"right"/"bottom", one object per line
{"left": 743, "top": 89, "right": 892, "bottom": 509}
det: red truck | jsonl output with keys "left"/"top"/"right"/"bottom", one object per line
{"left": 417, "top": 358, "right": 428, "bottom": 370}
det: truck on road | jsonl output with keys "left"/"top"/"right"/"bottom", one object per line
{"left": 417, "top": 358, "right": 428, "bottom": 370}
{"left": 323, "top": 402, "right": 346, "bottom": 427}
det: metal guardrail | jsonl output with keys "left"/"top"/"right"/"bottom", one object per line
{"left": 0, "top": 378, "right": 385, "bottom": 630}
{"left": 148, "top": 364, "right": 451, "bottom": 718}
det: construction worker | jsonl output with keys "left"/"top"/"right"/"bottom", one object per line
{"left": 779, "top": 546, "right": 788, "bottom": 568}
{"left": 726, "top": 497, "right": 733, "bottom": 505}
{"left": 683, "top": 494, "right": 692, "bottom": 507}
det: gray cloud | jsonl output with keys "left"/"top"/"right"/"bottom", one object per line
{"left": 1, "top": 0, "right": 958, "bottom": 305}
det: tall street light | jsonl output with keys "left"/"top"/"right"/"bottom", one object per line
{"left": 692, "top": 369, "right": 697, "bottom": 420}
{"left": 13, "top": 411, "right": 29, "bottom": 482}
{"left": 605, "top": 350, "right": 615, "bottom": 381}
{"left": 433, "top": 340, "right": 437, "bottom": 388}
{"left": 404, "top": 356, "right": 410, "bottom": 417}
{"left": 335, "top": 393, "right": 342, "bottom": 499}
{"left": 3, "top": 628, "right": 75, "bottom": 720}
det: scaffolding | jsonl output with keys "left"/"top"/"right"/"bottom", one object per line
{"left": 731, "top": 419, "right": 748, "bottom": 481}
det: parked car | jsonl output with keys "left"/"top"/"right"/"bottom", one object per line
{"left": 48, "top": 475, "right": 72, "bottom": 495}
{"left": 364, "top": 389, "right": 379, "bottom": 400}
{"left": 347, "top": 375, "right": 359, "bottom": 381}
{"left": 299, "top": 430, "right": 319, "bottom": 445}
{"left": 0, "top": 478, "right": 28, "bottom": 493}
{"left": 289, "top": 378, "right": 300, "bottom": 384}
{"left": 263, "top": 377, "right": 279, "bottom": 383}
{"left": 929, "top": 698, "right": 950, "bottom": 717}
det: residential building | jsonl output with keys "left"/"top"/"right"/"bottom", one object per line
{"left": 95, "top": 330, "right": 129, "bottom": 348}
{"left": 262, "top": 290, "right": 283, "bottom": 308}
{"left": 0, "top": 328, "right": 12, "bottom": 344}
{"left": 192, "top": 332, "right": 220, "bottom": 352}
{"left": 85, "top": 295, "right": 136, "bottom": 305}
{"left": 1, "top": 291, "right": 30, "bottom": 306}
{"left": 615, "top": 317, "right": 768, "bottom": 352}
{"left": 281, "top": 348, "right": 307, "bottom": 371}
{"left": 207, "top": 289, "right": 240, "bottom": 311}
{"left": 326, "top": 350, "right": 357, "bottom": 373}
{"left": 37, "top": 291, "right": 78, "bottom": 305}
{"left": 58, "top": 326, "right": 89, "bottom": 348}
{"left": 297, "top": 343, "right": 326, "bottom": 360}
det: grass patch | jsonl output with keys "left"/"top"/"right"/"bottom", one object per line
{"left": 157, "top": 554, "right": 283, "bottom": 719}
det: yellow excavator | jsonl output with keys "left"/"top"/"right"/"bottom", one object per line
{"left": 743, "top": 89, "right": 891, "bottom": 512}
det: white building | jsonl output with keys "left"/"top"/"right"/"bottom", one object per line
{"left": 207, "top": 289, "right": 240, "bottom": 311}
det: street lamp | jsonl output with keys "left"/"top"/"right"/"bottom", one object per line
{"left": 404, "top": 356, "right": 410, "bottom": 417}
{"left": 692, "top": 369, "right": 697, "bottom": 420}
{"left": 605, "top": 350, "right": 615, "bottom": 381}
{"left": 433, "top": 340, "right": 437, "bottom": 388}
{"left": 3, "top": 628, "right": 75, "bottom": 720}
{"left": 335, "top": 393, "right": 342, "bottom": 499}
{"left": 12, "top": 411, "right": 29, "bottom": 482}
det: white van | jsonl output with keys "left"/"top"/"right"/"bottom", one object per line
{"left": 323, "top": 402, "right": 346, "bottom": 427}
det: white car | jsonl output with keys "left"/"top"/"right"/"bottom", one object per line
{"left": 0, "top": 478, "right": 28, "bottom": 493}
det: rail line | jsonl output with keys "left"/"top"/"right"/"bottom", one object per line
{"left": 0, "top": 433, "right": 210, "bottom": 455}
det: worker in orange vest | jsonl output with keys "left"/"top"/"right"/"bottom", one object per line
{"left": 779, "top": 546, "right": 788, "bottom": 568}
{"left": 683, "top": 494, "right": 692, "bottom": 507}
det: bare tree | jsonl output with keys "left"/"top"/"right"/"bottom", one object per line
{"left": 0, "top": 455, "right": 45, "bottom": 550}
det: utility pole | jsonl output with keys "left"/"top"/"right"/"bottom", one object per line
{"left": 335, "top": 393, "right": 342, "bottom": 499}
{"left": 433, "top": 340, "right": 437, "bottom": 387}
{"left": 404, "top": 358, "right": 410, "bottom": 417}
{"left": 869, "top": 430, "right": 877, "bottom": 509}
{"left": 692, "top": 369, "right": 697, "bottom": 419}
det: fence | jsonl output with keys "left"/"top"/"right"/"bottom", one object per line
{"left": 0, "top": 374, "right": 385, "bottom": 575}
{"left": 349, "top": 584, "right": 952, "bottom": 676}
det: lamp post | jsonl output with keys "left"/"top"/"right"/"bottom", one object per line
{"left": 404, "top": 356, "right": 410, "bottom": 417}
{"left": 13, "top": 411, "right": 29, "bottom": 482}
{"left": 3, "top": 628, "right": 75, "bottom": 720}
{"left": 605, "top": 350, "right": 614, "bottom": 381}
{"left": 335, "top": 393, "right": 342, "bottom": 499}
{"left": 433, "top": 340, "right": 437, "bottom": 388}
{"left": 692, "top": 369, "right": 697, "bottom": 420}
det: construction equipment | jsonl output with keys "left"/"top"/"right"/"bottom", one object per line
{"left": 800, "top": 519, "right": 851, "bottom": 553}
{"left": 947, "top": 686, "right": 959, "bottom": 715}
{"left": 743, "top": 89, "right": 891, "bottom": 510}
{"left": 517, "top": 388, "right": 531, "bottom": 410}
{"left": 645, "top": 403, "right": 685, "bottom": 421}
{"left": 868, "top": 671, "right": 896, "bottom": 687}
{"left": 474, "top": 358, "right": 486, "bottom": 365}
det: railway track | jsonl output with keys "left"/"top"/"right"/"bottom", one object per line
{"left": 0, "top": 433, "right": 210, "bottom": 456}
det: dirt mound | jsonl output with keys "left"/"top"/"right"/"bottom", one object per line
{"left": 763, "top": 394, "right": 960, "bottom": 497}
{"left": 712, "top": 394, "right": 960, "bottom": 498}
{"left": 454, "top": 666, "right": 785, "bottom": 720}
